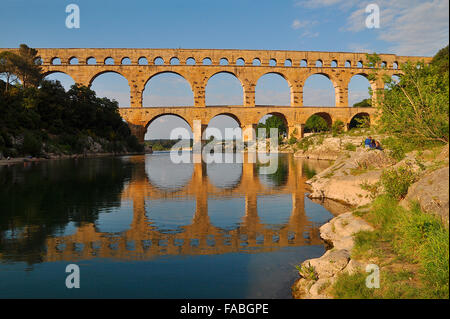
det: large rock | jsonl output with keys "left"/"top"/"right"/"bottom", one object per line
{"left": 401, "top": 166, "right": 449, "bottom": 225}
{"left": 301, "top": 249, "right": 350, "bottom": 279}
{"left": 320, "top": 212, "right": 374, "bottom": 250}
{"left": 307, "top": 149, "right": 395, "bottom": 206}
{"left": 295, "top": 136, "right": 364, "bottom": 161}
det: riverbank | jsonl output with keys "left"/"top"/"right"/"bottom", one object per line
{"left": 0, "top": 151, "right": 145, "bottom": 166}
{"left": 292, "top": 134, "right": 449, "bottom": 299}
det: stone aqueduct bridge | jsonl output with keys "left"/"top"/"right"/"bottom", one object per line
{"left": 22, "top": 48, "right": 430, "bottom": 142}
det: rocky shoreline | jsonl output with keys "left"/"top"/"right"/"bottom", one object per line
{"left": 292, "top": 211, "right": 374, "bottom": 299}
{"left": 292, "top": 136, "right": 449, "bottom": 299}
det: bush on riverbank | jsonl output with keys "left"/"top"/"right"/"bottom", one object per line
{"left": 375, "top": 46, "right": 449, "bottom": 155}
{"left": 0, "top": 45, "right": 144, "bottom": 158}
{"left": 0, "top": 79, "right": 144, "bottom": 158}
{"left": 332, "top": 195, "right": 449, "bottom": 299}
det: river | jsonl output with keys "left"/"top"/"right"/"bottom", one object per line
{"left": 0, "top": 152, "right": 334, "bottom": 298}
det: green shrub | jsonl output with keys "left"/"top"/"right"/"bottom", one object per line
{"left": 296, "top": 136, "right": 314, "bottom": 151}
{"left": 331, "top": 120, "right": 345, "bottom": 136}
{"left": 21, "top": 131, "right": 41, "bottom": 156}
{"left": 380, "top": 166, "right": 416, "bottom": 200}
{"left": 288, "top": 136, "right": 297, "bottom": 145}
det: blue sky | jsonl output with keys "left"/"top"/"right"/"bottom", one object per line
{"left": 1, "top": 0, "right": 448, "bottom": 139}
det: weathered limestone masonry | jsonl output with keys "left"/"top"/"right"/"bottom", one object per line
{"left": 5, "top": 48, "right": 431, "bottom": 143}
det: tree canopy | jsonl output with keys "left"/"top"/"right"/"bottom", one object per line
{"left": 376, "top": 45, "right": 449, "bottom": 145}
{"left": 304, "top": 114, "right": 329, "bottom": 133}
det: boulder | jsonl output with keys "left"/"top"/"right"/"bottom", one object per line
{"left": 320, "top": 212, "right": 374, "bottom": 250}
{"left": 302, "top": 249, "right": 350, "bottom": 279}
{"left": 342, "top": 259, "right": 366, "bottom": 275}
{"left": 307, "top": 149, "right": 394, "bottom": 206}
{"left": 401, "top": 166, "right": 449, "bottom": 225}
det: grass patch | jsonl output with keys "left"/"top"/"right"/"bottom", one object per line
{"left": 344, "top": 143, "right": 357, "bottom": 152}
{"left": 332, "top": 195, "right": 449, "bottom": 299}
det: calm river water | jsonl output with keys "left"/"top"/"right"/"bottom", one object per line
{"left": 0, "top": 152, "right": 334, "bottom": 298}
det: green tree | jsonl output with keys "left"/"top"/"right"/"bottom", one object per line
{"left": 257, "top": 115, "right": 287, "bottom": 137}
{"left": 0, "top": 51, "right": 20, "bottom": 92}
{"left": 15, "top": 44, "right": 43, "bottom": 88}
{"left": 353, "top": 98, "right": 371, "bottom": 107}
{"left": 376, "top": 49, "right": 449, "bottom": 144}
{"left": 304, "top": 114, "right": 328, "bottom": 133}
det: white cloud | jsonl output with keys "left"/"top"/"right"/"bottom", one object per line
{"left": 292, "top": 19, "right": 317, "bottom": 30}
{"left": 296, "top": 0, "right": 449, "bottom": 56}
{"left": 301, "top": 30, "right": 320, "bottom": 38}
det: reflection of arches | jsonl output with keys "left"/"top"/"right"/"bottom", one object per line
{"left": 143, "top": 72, "right": 194, "bottom": 107}
{"left": 303, "top": 73, "right": 335, "bottom": 106}
{"left": 255, "top": 72, "right": 291, "bottom": 106}
{"left": 205, "top": 72, "right": 243, "bottom": 106}
{"left": 257, "top": 157, "right": 289, "bottom": 188}
{"left": 348, "top": 74, "right": 372, "bottom": 106}
{"left": 349, "top": 112, "right": 370, "bottom": 129}
{"left": 207, "top": 163, "right": 242, "bottom": 189}
{"left": 90, "top": 71, "right": 130, "bottom": 107}
{"left": 145, "top": 155, "right": 194, "bottom": 192}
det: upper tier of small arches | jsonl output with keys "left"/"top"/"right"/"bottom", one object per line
{"left": 27, "top": 48, "right": 425, "bottom": 70}
{"left": 47, "top": 55, "right": 401, "bottom": 69}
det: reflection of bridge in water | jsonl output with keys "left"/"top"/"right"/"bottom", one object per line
{"left": 45, "top": 154, "right": 332, "bottom": 262}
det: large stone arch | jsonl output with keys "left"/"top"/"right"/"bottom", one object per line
{"left": 348, "top": 112, "right": 371, "bottom": 129}
{"left": 42, "top": 71, "right": 76, "bottom": 91}
{"left": 305, "top": 112, "right": 333, "bottom": 129}
{"left": 255, "top": 71, "right": 292, "bottom": 106}
{"left": 88, "top": 70, "right": 129, "bottom": 87}
{"left": 142, "top": 71, "right": 194, "bottom": 107}
{"left": 143, "top": 70, "right": 193, "bottom": 91}
{"left": 206, "top": 112, "right": 242, "bottom": 127}
{"left": 302, "top": 72, "right": 339, "bottom": 107}
{"left": 144, "top": 112, "right": 192, "bottom": 131}
{"left": 347, "top": 72, "right": 376, "bottom": 106}
{"left": 205, "top": 70, "right": 244, "bottom": 106}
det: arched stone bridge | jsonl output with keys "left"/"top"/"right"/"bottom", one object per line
{"left": 6, "top": 48, "right": 430, "bottom": 142}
